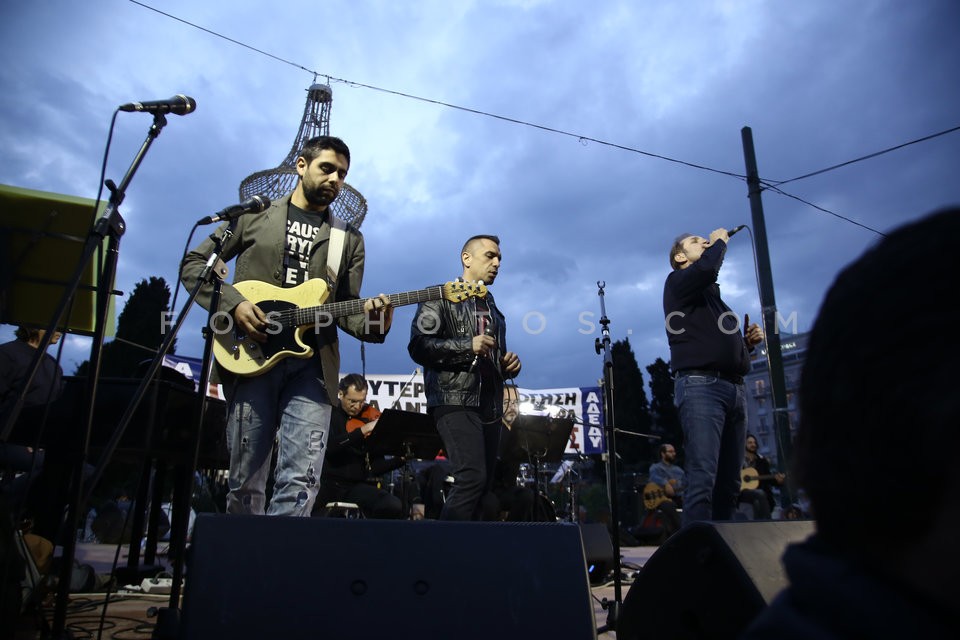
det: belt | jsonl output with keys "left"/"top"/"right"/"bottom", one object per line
{"left": 676, "top": 369, "right": 744, "bottom": 385}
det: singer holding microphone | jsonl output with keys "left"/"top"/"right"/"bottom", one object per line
{"left": 408, "top": 235, "right": 522, "bottom": 520}
{"left": 181, "top": 136, "right": 393, "bottom": 517}
{"left": 663, "top": 227, "right": 763, "bottom": 526}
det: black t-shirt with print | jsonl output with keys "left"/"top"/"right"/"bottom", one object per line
{"left": 284, "top": 203, "right": 326, "bottom": 287}
{"left": 284, "top": 203, "right": 329, "bottom": 346}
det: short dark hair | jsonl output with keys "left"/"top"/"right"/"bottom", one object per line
{"left": 15, "top": 325, "right": 39, "bottom": 342}
{"left": 796, "top": 207, "right": 960, "bottom": 559}
{"left": 668, "top": 233, "right": 693, "bottom": 270}
{"left": 338, "top": 373, "right": 366, "bottom": 394}
{"left": 461, "top": 235, "right": 500, "bottom": 256}
{"left": 300, "top": 135, "right": 351, "bottom": 167}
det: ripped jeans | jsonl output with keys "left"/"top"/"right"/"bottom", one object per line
{"left": 222, "top": 356, "right": 331, "bottom": 516}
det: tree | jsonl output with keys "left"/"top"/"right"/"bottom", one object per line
{"left": 75, "top": 276, "right": 176, "bottom": 377}
{"left": 646, "top": 357, "right": 683, "bottom": 457}
{"left": 72, "top": 276, "right": 178, "bottom": 507}
{"left": 609, "top": 338, "right": 654, "bottom": 472}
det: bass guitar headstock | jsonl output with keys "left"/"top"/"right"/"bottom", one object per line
{"left": 441, "top": 280, "right": 488, "bottom": 302}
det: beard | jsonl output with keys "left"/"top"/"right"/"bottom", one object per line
{"left": 302, "top": 177, "right": 339, "bottom": 208}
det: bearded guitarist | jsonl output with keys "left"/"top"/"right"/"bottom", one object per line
{"left": 180, "top": 136, "right": 393, "bottom": 517}
{"left": 738, "top": 433, "right": 785, "bottom": 519}
{"left": 647, "top": 443, "right": 686, "bottom": 508}
{"left": 634, "top": 443, "right": 684, "bottom": 542}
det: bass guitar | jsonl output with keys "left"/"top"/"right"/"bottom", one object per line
{"left": 642, "top": 482, "right": 668, "bottom": 511}
{"left": 213, "top": 278, "right": 486, "bottom": 377}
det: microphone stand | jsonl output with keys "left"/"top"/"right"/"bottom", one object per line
{"left": 562, "top": 428, "right": 589, "bottom": 523}
{"left": 0, "top": 112, "right": 170, "bottom": 638}
{"left": 149, "top": 225, "right": 233, "bottom": 639}
{"left": 593, "top": 281, "right": 622, "bottom": 635}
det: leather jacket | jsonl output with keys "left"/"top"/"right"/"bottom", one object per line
{"left": 408, "top": 293, "right": 507, "bottom": 409}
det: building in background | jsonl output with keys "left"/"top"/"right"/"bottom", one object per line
{"left": 744, "top": 332, "right": 809, "bottom": 468}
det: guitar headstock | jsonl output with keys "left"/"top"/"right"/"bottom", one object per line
{"left": 441, "top": 280, "right": 488, "bottom": 302}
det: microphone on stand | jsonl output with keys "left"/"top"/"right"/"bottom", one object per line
{"left": 118, "top": 95, "right": 197, "bottom": 116}
{"left": 389, "top": 368, "right": 422, "bottom": 411}
{"left": 197, "top": 195, "right": 271, "bottom": 225}
{"left": 728, "top": 224, "right": 747, "bottom": 237}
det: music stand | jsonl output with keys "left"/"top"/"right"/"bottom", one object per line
{"left": 364, "top": 409, "right": 441, "bottom": 515}
{"left": 501, "top": 415, "right": 574, "bottom": 496}
{"left": 365, "top": 409, "right": 441, "bottom": 460}
{"left": 0, "top": 183, "right": 116, "bottom": 336}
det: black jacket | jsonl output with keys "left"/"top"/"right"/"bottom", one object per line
{"left": 662, "top": 240, "right": 751, "bottom": 376}
{"left": 408, "top": 293, "right": 507, "bottom": 412}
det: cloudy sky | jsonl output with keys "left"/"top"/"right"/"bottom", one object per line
{"left": 2, "top": 0, "right": 958, "bottom": 390}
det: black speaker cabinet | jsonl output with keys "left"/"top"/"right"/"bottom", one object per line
{"left": 617, "top": 520, "right": 815, "bottom": 640}
{"left": 179, "top": 515, "right": 597, "bottom": 639}
{"left": 579, "top": 523, "right": 615, "bottom": 584}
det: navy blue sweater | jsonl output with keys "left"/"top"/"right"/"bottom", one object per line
{"left": 662, "top": 240, "right": 751, "bottom": 375}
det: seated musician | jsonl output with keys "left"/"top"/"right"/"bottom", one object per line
{"left": 639, "top": 443, "right": 683, "bottom": 541}
{"left": 738, "top": 433, "right": 784, "bottom": 519}
{"left": 489, "top": 385, "right": 539, "bottom": 521}
{"left": 312, "top": 374, "right": 405, "bottom": 519}
{"left": 1, "top": 326, "right": 64, "bottom": 539}
{"left": 648, "top": 443, "right": 685, "bottom": 508}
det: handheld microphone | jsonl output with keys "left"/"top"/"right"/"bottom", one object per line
{"left": 118, "top": 95, "right": 197, "bottom": 116}
{"left": 469, "top": 323, "right": 496, "bottom": 373}
{"left": 728, "top": 225, "right": 747, "bottom": 237}
{"left": 197, "top": 195, "right": 270, "bottom": 225}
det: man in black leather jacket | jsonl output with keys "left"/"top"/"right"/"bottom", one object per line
{"left": 408, "top": 235, "right": 522, "bottom": 520}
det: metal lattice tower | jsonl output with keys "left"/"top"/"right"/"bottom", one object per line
{"left": 239, "top": 81, "right": 368, "bottom": 228}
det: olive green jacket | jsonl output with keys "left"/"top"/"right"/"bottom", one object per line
{"left": 180, "top": 192, "right": 386, "bottom": 399}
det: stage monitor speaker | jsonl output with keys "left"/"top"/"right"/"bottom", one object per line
{"left": 617, "top": 519, "right": 815, "bottom": 640}
{"left": 179, "top": 515, "right": 598, "bottom": 640}
{"left": 579, "top": 523, "right": 615, "bottom": 585}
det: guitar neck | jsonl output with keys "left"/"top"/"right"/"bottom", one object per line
{"left": 291, "top": 286, "right": 445, "bottom": 327}
{"left": 742, "top": 471, "right": 780, "bottom": 482}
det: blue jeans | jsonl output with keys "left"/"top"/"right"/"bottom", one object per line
{"left": 674, "top": 373, "right": 747, "bottom": 525}
{"left": 436, "top": 410, "right": 500, "bottom": 521}
{"left": 223, "top": 356, "right": 331, "bottom": 516}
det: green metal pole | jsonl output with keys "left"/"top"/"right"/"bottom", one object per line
{"left": 741, "top": 126, "right": 794, "bottom": 506}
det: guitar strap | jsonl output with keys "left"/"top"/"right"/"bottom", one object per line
{"left": 325, "top": 214, "right": 348, "bottom": 289}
